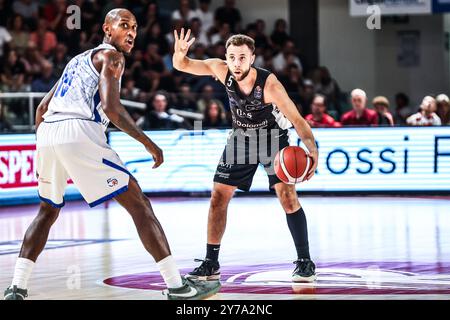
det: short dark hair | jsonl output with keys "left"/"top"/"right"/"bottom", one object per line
{"left": 225, "top": 34, "right": 255, "bottom": 53}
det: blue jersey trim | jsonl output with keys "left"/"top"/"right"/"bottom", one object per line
{"left": 88, "top": 185, "right": 128, "bottom": 207}
{"left": 102, "top": 158, "right": 132, "bottom": 176}
{"left": 38, "top": 194, "right": 65, "bottom": 208}
{"left": 43, "top": 118, "right": 100, "bottom": 124}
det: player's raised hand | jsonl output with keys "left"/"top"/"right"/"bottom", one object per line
{"left": 173, "top": 28, "right": 196, "bottom": 57}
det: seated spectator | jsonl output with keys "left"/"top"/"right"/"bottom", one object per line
{"left": 272, "top": 40, "right": 302, "bottom": 75}
{"left": 29, "top": 19, "right": 57, "bottom": 57}
{"left": 50, "top": 43, "right": 71, "bottom": 78}
{"left": 279, "top": 63, "right": 302, "bottom": 104}
{"left": 341, "top": 89, "right": 378, "bottom": 126}
{"left": 138, "top": 21, "right": 169, "bottom": 56}
{"left": 0, "top": 49, "right": 26, "bottom": 92}
{"left": 298, "top": 79, "right": 315, "bottom": 116}
{"left": 31, "top": 60, "right": 57, "bottom": 92}
{"left": 372, "top": 96, "right": 394, "bottom": 126}
{"left": 314, "top": 66, "right": 341, "bottom": 113}
{"left": 436, "top": 94, "right": 450, "bottom": 125}
{"left": 121, "top": 77, "right": 141, "bottom": 101}
{"left": 406, "top": 96, "right": 441, "bottom": 126}
{"left": 9, "top": 15, "right": 28, "bottom": 56}
{"left": 0, "top": 102, "right": 14, "bottom": 132}
{"left": 270, "top": 19, "right": 290, "bottom": 51}
{"left": 214, "top": 0, "right": 242, "bottom": 33}
{"left": 176, "top": 83, "right": 198, "bottom": 112}
{"left": 23, "top": 42, "right": 45, "bottom": 80}
{"left": 195, "top": 0, "right": 214, "bottom": 36}
{"left": 211, "top": 23, "right": 232, "bottom": 46}
{"left": 141, "top": 92, "right": 188, "bottom": 130}
{"left": 12, "top": 0, "right": 38, "bottom": 25}
{"left": 254, "top": 19, "right": 270, "bottom": 50}
{"left": 189, "top": 17, "right": 210, "bottom": 47}
{"left": 197, "top": 84, "right": 225, "bottom": 114}
{"left": 172, "top": 0, "right": 197, "bottom": 25}
{"left": 394, "top": 92, "right": 415, "bottom": 125}
{"left": 305, "top": 94, "right": 341, "bottom": 128}
{"left": 203, "top": 101, "right": 228, "bottom": 129}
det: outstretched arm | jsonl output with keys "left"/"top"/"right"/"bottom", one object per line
{"left": 172, "top": 28, "right": 227, "bottom": 83}
{"left": 97, "top": 49, "right": 163, "bottom": 168}
{"left": 265, "top": 74, "right": 318, "bottom": 181}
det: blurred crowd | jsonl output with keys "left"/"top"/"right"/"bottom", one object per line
{"left": 0, "top": 0, "right": 449, "bottom": 133}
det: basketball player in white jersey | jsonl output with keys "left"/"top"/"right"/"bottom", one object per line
{"left": 4, "top": 9, "right": 220, "bottom": 300}
{"left": 173, "top": 30, "right": 319, "bottom": 282}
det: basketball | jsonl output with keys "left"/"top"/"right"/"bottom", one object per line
{"left": 274, "top": 146, "right": 311, "bottom": 184}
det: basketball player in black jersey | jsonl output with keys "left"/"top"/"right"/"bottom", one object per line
{"left": 173, "top": 29, "right": 319, "bottom": 282}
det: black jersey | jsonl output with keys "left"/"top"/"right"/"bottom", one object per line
{"left": 224, "top": 67, "right": 292, "bottom": 132}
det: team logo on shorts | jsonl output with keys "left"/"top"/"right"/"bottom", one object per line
{"left": 254, "top": 85, "right": 262, "bottom": 99}
{"left": 107, "top": 178, "right": 118, "bottom": 187}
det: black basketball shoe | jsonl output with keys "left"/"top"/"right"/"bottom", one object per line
{"left": 186, "top": 258, "right": 221, "bottom": 281}
{"left": 292, "top": 258, "right": 317, "bottom": 282}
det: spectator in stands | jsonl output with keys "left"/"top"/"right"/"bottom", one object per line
{"left": 121, "top": 77, "right": 141, "bottom": 102}
{"left": 271, "top": 19, "right": 290, "bottom": 51}
{"left": 298, "top": 79, "right": 315, "bottom": 117}
{"left": 211, "top": 23, "right": 232, "bottom": 46}
{"left": 436, "top": 94, "right": 450, "bottom": 125}
{"left": 138, "top": 21, "right": 169, "bottom": 56}
{"left": 394, "top": 92, "right": 414, "bottom": 125}
{"left": 0, "top": 49, "right": 26, "bottom": 92}
{"left": 0, "top": 24, "right": 12, "bottom": 60}
{"left": 138, "top": 2, "right": 160, "bottom": 36}
{"left": 141, "top": 92, "right": 188, "bottom": 130}
{"left": 305, "top": 94, "right": 342, "bottom": 128}
{"left": 189, "top": 17, "right": 210, "bottom": 47}
{"left": 314, "top": 66, "right": 341, "bottom": 113}
{"left": 12, "top": 0, "right": 38, "bottom": 25}
{"left": 172, "top": 0, "right": 197, "bottom": 24}
{"left": 406, "top": 96, "right": 441, "bottom": 126}
{"left": 29, "top": 19, "right": 58, "bottom": 57}
{"left": 372, "top": 96, "right": 394, "bottom": 126}
{"left": 43, "top": 0, "right": 68, "bottom": 32}
{"left": 341, "top": 89, "right": 378, "bottom": 126}
{"left": 195, "top": 0, "right": 214, "bottom": 36}
{"left": 176, "top": 83, "right": 198, "bottom": 112}
{"left": 254, "top": 19, "right": 270, "bottom": 50}
{"left": 279, "top": 63, "right": 302, "bottom": 105}
{"left": 203, "top": 101, "right": 228, "bottom": 129}
{"left": 272, "top": 40, "right": 302, "bottom": 75}
{"left": 50, "top": 43, "right": 71, "bottom": 78}
{"left": 23, "top": 42, "right": 45, "bottom": 80}
{"left": 9, "top": 15, "right": 29, "bottom": 56}
{"left": 31, "top": 60, "right": 57, "bottom": 92}
{"left": 214, "top": 0, "right": 242, "bottom": 33}
{"left": 197, "top": 84, "right": 225, "bottom": 114}
{"left": 253, "top": 46, "right": 274, "bottom": 71}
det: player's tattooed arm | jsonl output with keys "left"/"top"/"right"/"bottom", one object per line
{"left": 35, "top": 81, "right": 59, "bottom": 131}
{"left": 264, "top": 74, "right": 318, "bottom": 181}
{"left": 98, "top": 50, "right": 163, "bottom": 168}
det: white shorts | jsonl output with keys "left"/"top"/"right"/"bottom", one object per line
{"left": 36, "top": 119, "right": 131, "bottom": 208}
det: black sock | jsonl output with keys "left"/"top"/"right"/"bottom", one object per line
{"left": 206, "top": 243, "right": 220, "bottom": 262}
{"left": 286, "top": 207, "right": 311, "bottom": 260}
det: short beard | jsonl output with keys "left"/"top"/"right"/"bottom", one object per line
{"left": 234, "top": 67, "right": 250, "bottom": 81}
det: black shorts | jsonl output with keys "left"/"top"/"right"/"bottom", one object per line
{"left": 213, "top": 129, "right": 290, "bottom": 191}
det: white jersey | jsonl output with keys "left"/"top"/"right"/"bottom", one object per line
{"left": 44, "top": 43, "right": 122, "bottom": 131}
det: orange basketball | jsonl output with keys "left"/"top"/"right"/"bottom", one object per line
{"left": 274, "top": 146, "right": 311, "bottom": 184}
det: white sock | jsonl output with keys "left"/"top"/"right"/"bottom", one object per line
{"left": 11, "top": 257, "right": 35, "bottom": 290}
{"left": 157, "top": 255, "right": 183, "bottom": 289}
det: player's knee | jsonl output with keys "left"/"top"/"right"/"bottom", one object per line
{"left": 278, "top": 191, "right": 300, "bottom": 213}
{"left": 210, "top": 189, "right": 232, "bottom": 209}
{"left": 39, "top": 202, "right": 60, "bottom": 221}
